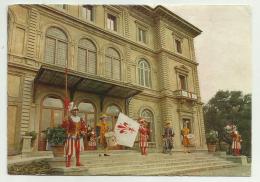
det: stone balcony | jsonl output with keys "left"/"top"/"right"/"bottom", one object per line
{"left": 173, "top": 90, "right": 198, "bottom": 101}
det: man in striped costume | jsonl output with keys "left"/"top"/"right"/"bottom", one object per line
{"left": 138, "top": 117, "right": 150, "bottom": 156}
{"left": 163, "top": 122, "right": 175, "bottom": 154}
{"left": 62, "top": 105, "right": 87, "bottom": 167}
{"left": 232, "top": 130, "right": 242, "bottom": 156}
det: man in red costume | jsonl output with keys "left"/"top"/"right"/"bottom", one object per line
{"left": 231, "top": 130, "right": 242, "bottom": 156}
{"left": 138, "top": 117, "right": 150, "bottom": 156}
{"left": 62, "top": 104, "right": 87, "bottom": 167}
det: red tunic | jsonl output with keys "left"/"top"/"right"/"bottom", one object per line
{"left": 62, "top": 116, "right": 87, "bottom": 156}
{"left": 139, "top": 125, "right": 149, "bottom": 148}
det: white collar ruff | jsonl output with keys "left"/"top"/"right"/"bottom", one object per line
{"left": 71, "top": 115, "right": 81, "bottom": 123}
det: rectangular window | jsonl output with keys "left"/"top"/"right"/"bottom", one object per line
{"left": 55, "top": 4, "right": 67, "bottom": 10}
{"left": 179, "top": 75, "right": 187, "bottom": 90}
{"left": 82, "top": 5, "right": 93, "bottom": 22}
{"left": 107, "top": 14, "right": 117, "bottom": 31}
{"left": 175, "top": 39, "right": 182, "bottom": 54}
{"left": 138, "top": 28, "right": 147, "bottom": 43}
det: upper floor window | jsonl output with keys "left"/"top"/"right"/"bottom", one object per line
{"left": 138, "top": 28, "right": 147, "bottom": 44}
{"left": 55, "top": 4, "right": 67, "bottom": 10}
{"left": 44, "top": 27, "right": 68, "bottom": 67}
{"left": 179, "top": 74, "right": 187, "bottom": 90}
{"left": 107, "top": 14, "right": 117, "bottom": 31}
{"left": 138, "top": 59, "right": 151, "bottom": 88}
{"left": 175, "top": 39, "right": 182, "bottom": 54}
{"left": 105, "top": 47, "right": 121, "bottom": 80}
{"left": 78, "top": 38, "right": 97, "bottom": 74}
{"left": 82, "top": 5, "right": 93, "bottom": 22}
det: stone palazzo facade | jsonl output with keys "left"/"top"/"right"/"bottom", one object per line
{"left": 7, "top": 4, "right": 207, "bottom": 155}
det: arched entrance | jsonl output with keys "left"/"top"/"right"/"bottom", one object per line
{"left": 105, "top": 104, "right": 122, "bottom": 149}
{"left": 105, "top": 104, "right": 121, "bottom": 131}
{"left": 141, "top": 109, "right": 155, "bottom": 142}
{"left": 78, "top": 100, "right": 96, "bottom": 150}
{"left": 38, "top": 95, "right": 64, "bottom": 151}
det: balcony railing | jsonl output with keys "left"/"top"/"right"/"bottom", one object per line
{"left": 173, "top": 90, "right": 198, "bottom": 100}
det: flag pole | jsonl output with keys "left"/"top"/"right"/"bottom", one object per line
{"left": 64, "top": 67, "right": 69, "bottom": 119}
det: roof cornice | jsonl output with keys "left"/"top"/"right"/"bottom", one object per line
{"left": 131, "top": 5, "right": 202, "bottom": 37}
{"left": 153, "top": 5, "right": 202, "bottom": 37}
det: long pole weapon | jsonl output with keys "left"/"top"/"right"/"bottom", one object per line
{"left": 64, "top": 67, "right": 69, "bottom": 120}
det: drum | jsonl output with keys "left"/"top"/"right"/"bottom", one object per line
{"left": 105, "top": 131, "right": 117, "bottom": 147}
{"left": 187, "top": 134, "right": 194, "bottom": 139}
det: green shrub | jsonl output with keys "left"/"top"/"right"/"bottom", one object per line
{"left": 206, "top": 130, "right": 218, "bottom": 144}
{"left": 45, "top": 125, "right": 66, "bottom": 145}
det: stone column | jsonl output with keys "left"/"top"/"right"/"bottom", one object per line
{"left": 22, "top": 136, "right": 32, "bottom": 154}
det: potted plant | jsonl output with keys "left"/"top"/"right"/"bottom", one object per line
{"left": 24, "top": 131, "right": 37, "bottom": 147}
{"left": 206, "top": 130, "right": 218, "bottom": 152}
{"left": 45, "top": 125, "right": 66, "bottom": 157}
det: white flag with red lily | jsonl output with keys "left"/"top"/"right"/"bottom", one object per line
{"left": 114, "top": 113, "right": 140, "bottom": 147}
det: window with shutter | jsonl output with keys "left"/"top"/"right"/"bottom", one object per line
{"left": 88, "top": 51, "right": 96, "bottom": 74}
{"left": 44, "top": 27, "right": 68, "bottom": 67}
{"left": 78, "top": 38, "right": 97, "bottom": 74}
{"left": 105, "top": 56, "right": 112, "bottom": 78}
{"left": 105, "top": 48, "right": 121, "bottom": 80}
{"left": 78, "top": 48, "right": 86, "bottom": 72}
{"left": 56, "top": 41, "right": 67, "bottom": 66}
{"left": 45, "top": 37, "right": 56, "bottom": 64}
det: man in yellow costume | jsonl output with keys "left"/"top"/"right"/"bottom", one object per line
{"left": 181, "top": 121, "right": 190, "bottom": 153}
{"left": 99, "top": 114, "right": 110, "bottom": 156}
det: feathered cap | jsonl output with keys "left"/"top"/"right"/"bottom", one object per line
{"left": 99, "top": 113, "right": 108, "bottom": 119}
{"left": 69, "top": 102, "right": 79, "bottom": 112}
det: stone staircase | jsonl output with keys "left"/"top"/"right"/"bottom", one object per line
{"left": 77, "top": 150, "right": 238, "bottom": 176}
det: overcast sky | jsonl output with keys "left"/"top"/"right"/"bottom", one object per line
{"left": 168, "top": 5, "right": 251, "bottom": 103}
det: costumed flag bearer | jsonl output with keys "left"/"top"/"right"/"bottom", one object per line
{"left": 61, "top": 103, "right": 87, "bottom": 167}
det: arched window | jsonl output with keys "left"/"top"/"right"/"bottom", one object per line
{"left": 141, "top": 109, "right": 155, "bottom": 142}
{"left": 138, "top": 59, "right": 151, "bottom": 88}
{"left": 78, "top": 39, "right": 97, "bottom": 74}
{"left": 44, "top": 27, "right": 68, "bottom": 66}
{"left": 78, "top": 101, "right": 96, "bottom": 128}
{"left": 105, "top": 47, "right": 121, "bottom": 80}
{"left": 106, "top": 104, "right": 121, "bottom": 131}
{"left": 39, "top": 96, "right": 64, "bottom": 151}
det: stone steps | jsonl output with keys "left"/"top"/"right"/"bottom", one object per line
{"left": 87, "top": 159, "right": 232, "bottom": 174}
{"left": 142, "top": 163, "right": 237, "bottom": 176}
{"left": 83, "top": 156, "right": 226, "bottom": 167}
{"left": 47, "top": 151, "right": 238, "bottom": 175}
{"left": 89, "top": 161, "right": 236, "bottom": 175}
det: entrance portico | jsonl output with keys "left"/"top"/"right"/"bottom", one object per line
{"left": 33, "top": 64, "right": 143, "bottom": 151}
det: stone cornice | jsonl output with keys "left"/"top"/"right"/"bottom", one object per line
{"left": 131, "top": 5, "right": 202, "bottom": 37}
{"left": 24, "top": 5, "right": 199, "bottom": 66}
{"left": 33, "top": 5, "right": 157, "bottom": 53}
{"left": 153, "top": 5, "right": 202, "bottom": 37}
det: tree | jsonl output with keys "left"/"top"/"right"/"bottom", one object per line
{"left": 203, "top": 90, "right": 251, "bottom": 156}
